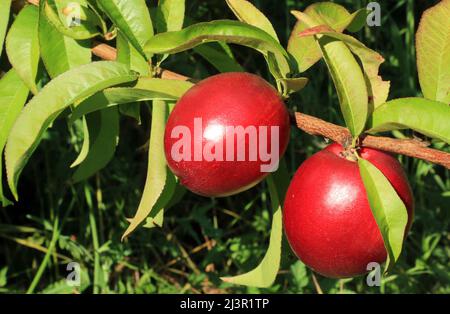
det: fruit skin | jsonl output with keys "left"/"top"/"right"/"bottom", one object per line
{"left": 164, "top": 72, "right": 290, "bottom": 197}
{"left": 283, "top": 143, "right": 414, "bottom": 278}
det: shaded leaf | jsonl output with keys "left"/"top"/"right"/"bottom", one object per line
{"left": 193, "top": 43, "right": 244, "bottom": 73}
{"left": 72, "top": 107, "right": 119, "bottom": 182}
{"left": 0, "top": 70, "right": 29, "bottom": 206}
{"left": 368, "top": 98, "right": 450, "bottom": 144}
{"left": 5, "top": 61, "right": 137, "bottom": 200}
{"left": 416, "top": 0, "right": 450, "bottom": 103}
{"left": 226, "top": 0, "right": 279, "bottom": 41}
{"left": 358, "top": 158, "right": 408, "bottom": 272}
{"left": 122, "top": 101, "right": 169, "bottom": 238}
{"left": 221, "top": 175, "right": 282, "bottom": 287}
{"left": 6, "top": 5, "right": 40, "bottom": 94}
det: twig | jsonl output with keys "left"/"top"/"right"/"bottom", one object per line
{"left": 22, "top": 0, "right": 450, "bottom": 169}
{"left": 295, "top": 113, "right": 450, "bottom": 169}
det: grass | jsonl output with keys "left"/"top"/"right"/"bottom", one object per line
{"left": 0, "top": 0, "right": 448, "bottom": 294}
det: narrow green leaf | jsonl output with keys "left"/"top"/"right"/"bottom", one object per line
{"left": 72, "top": 107, "right": 119, "bottom": 182}
{"left": 70, "top": 117, "right": 90, "bottom": 168}
{"left": 317, "top": 35, "right": 368, "bottom": 137}
{"left": 358, "top": 158, "right": 408, "bottom": 272}
{"left": 39, "top": 3, "right": 91, "bottom": 78}
{"left": 5, "top": 61, "right": 137, "bottom": 200}
{"left": 221, "top": 175, "right": 282, "bottom": 287}
{"left": 98, "top": 0, "right": 153, "bottom": 59}
{"left": 0, "top": 70, "right": 29, "bottom": 206}
{"left": 43, "top": 0, "right": 100, "bottom": 40}
{"left": 0, "top": 0, "right": 12, "bottom": 58}
{"left": 70, "top": 78, "right": 193, "bottom": 122}
{"left": 154, "top": 0, "right": 185, "bottom": 33}
{"left": 298, "top": 25, "right": 389, "bottom": 108}
{"left": 6, "top": 5, "right": 40, "bottom": 94}
{"left": 144, "top": 20, "right": 291, "bottom": 76}
{"left": 122, "top": 100, "right": 169, "bottom": 239}
{"left": 193, "top": 43, "right": 244, "bottom": 73}
{"left": 288, "top": 4, "right": 368, "bottom": 72}
{"left": 416, "top": 0, "right": 450, "bottom": 103}
{"left": 226, "top": 0, "right": 279, "bottom": 42}
{"left": 368, "top": 98, "right": 450, "bottom": 144}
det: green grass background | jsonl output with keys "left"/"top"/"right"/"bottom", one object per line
{"left": 0, "top": 0, "right": 448, "bottom": 293}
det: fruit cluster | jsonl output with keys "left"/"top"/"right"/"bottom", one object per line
{"left": 164, "top": 72, "right": 414, "bottom": 278}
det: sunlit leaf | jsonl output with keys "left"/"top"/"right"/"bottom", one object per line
{"left": 288, "top": 3, "right": 368, "bottom": 72}
{"left": 122, "top": 100, "right": 170, "bottom": 238}
{"left": 144, "top": 20, "right": 291, "bottom": 78}
{"left": 298, "top": 25, "right": 389, "bottom": 108}
{"left": 226, "top": 0, "right": 279, "bottom": 41}
{"left": 5, "top": 61, "right": 137, "bottom": 200}
{"left": 0, "top": 70, "right": 29, "bottom": 206}
{"left": 358, "top": 158, "right": 409, "bottom": 272}
{"left": 6, "top": 5, "right": 40, "bottom": 94}
{"left": 416, "top": 0, "right": 450, "bottom": 103}
{"left": 39, "top": 3, "right": 91, "bottom": 78}
{"left": 69, "top": 78, "right": 193, "bottom": 122}
{"left": 221, "top": 175, "right": 282, "bottom": 287}
{"left": 98, "top": 0, "right": 153, "bottom": 59}
{"left": 0, "top": 0, "right": 12, "bottom": 59}
{"left": 368, "top": 98, "right": 450, "bottom": 144}
{"left": 193, "top": 43, "right": 244, "bottom": 73}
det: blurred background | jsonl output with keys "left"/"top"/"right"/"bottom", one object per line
{"left": 0, "top": 0, "right": 448, "bottom": 293}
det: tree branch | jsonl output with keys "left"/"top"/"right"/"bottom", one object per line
{"left": 22, "top": 0, "right": 450, "bottom": 169}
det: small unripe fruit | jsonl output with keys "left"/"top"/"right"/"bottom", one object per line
{"left": 283, "top": 143, "right": 414, "bottom": 278}
{"left": 164, "top": 72, "right": 290, "bottom": 197}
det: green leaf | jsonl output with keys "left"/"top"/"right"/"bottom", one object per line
{"left": 144, "top": 20, "right": 291, "bottom": 77}
{"left": 416, "top": 0, "right": 450, "bottom": 103}
{"left": 315, "top": 33, "right": 368, "bottom": 137}
{"left": 5, "top": 61, "right": 137, "bottom": 200}
{"left": 97, "top": 0, "right": 153, "bottom": 59}
{"left": 119, "top": 103, "right": 141, "bottom": 123}
{"left": 221, "top": 175, "right": 282, "bottom": 287}
{"left": 72, "top": 107, "right": 119, "bottom": 182}
{"left": 298, "top": 25, "right": 389, "bottom": 108}
{"left": 368, "top": 98, "right": 450, "bottom": 144}
{"left": 0, "top": 69, "right": 29, "bottom": 206}
{"left": 154, "top": 0, "right": 185, "bottom": 33}
{"left": 0, "top": 0, "right": 12, "bottom": 58}
{"left": 69, "top": 78, "right": 193, "bottom": 122}
{"left": 39, "top": 3, "right": 91, "bottom": 78}
{"left": 43, "top": 0, "right": 101, "bottom": 40}
{"left": 277, "top": 77, "right": 309, "bottom": 96}
{"left": 70, "top": 117, "right": 90, "bottom": 168}
{"left": 122, "top": 100, "right": 170, "bottom": 238}
{"left": 358, "top": 158, "right": 408, "bottom": 272}
{"left": 288, "top": 4, "right": 368, "bottom": 72}
{"left": 193, "top": 43, "right": 244, "bottom": 73}
{"left": 116, "top": 32, "right": 149, "bottom": 75}
{"left": 6, "top": 5, "right": 40, "bottom": 94}
{"left": 226, "top": 0, "right": 279, "bottom": 42}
